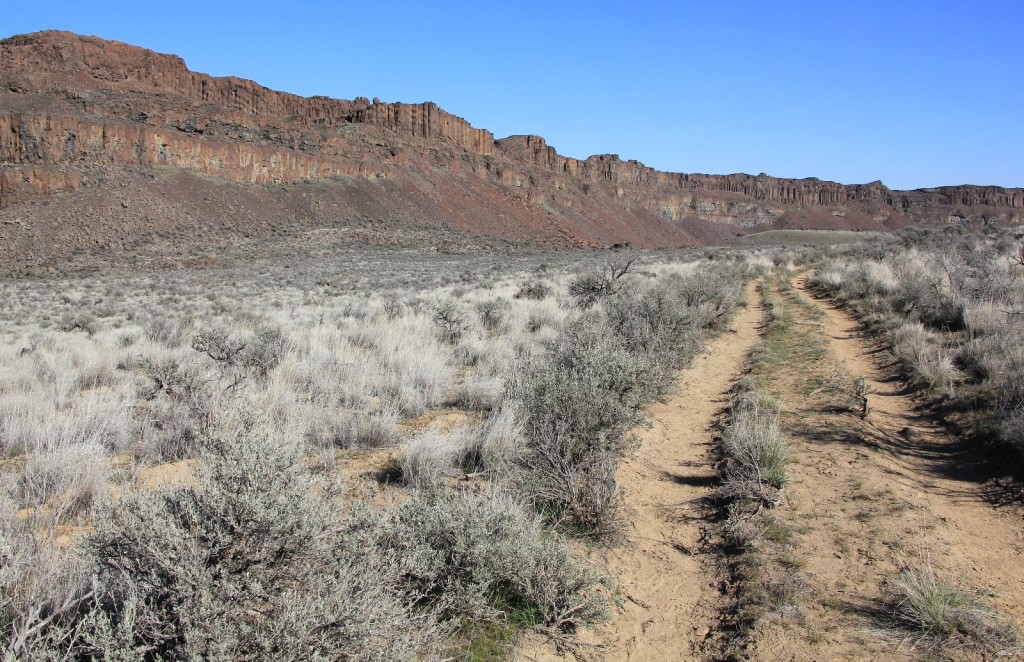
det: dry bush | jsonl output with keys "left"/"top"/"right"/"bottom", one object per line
{"left": 64, "top": 413, "right": 447, "bottom": 660}
{"left": 517, "top": 318, "right": 660, "bottom": 533}
{"left": 191, "top": 322, "right": 286, "bottom": 384}
{"left": 378, "top": 488, "right": 610, "bottom": 630}
{"left": 476, "top": 297, "right": 511, "bottom": 332}
{"left": 431, "top": 299, "right": 470, "bottom": 345}
{"left": 399, "top": 429, "right": 472, "bottom": 488}
{"left": 567, "top": 254, "right": 637, "bottom": 309}
{"left": 514, "top": 280, "right": 552, "bottom": 301}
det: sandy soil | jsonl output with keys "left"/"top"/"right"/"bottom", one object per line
{"left": 520, "top": 275, "right": 1024, "bottom": 661}
{"left": 517, "top": 281, "right": 765, "bottom": 661}
{"left": 744, "top": 279, "right": 1024, "bottom": 660}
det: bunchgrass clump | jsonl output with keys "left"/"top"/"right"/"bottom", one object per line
{"left": 722, "top": 390, "right": 788, "bottom": 501}
{"left": 890, "top": 561, "right": 1019, "bottom": 655}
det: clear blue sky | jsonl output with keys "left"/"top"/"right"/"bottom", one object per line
{"left": 4, "top": 1, "right": 1022, "bottom": 190}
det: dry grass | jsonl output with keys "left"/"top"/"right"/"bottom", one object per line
{"left": 889, "top": 560, "right": 1020, "bottom": 656}
{"left": 0, "top": 246, "right": 767, "bottom": 655}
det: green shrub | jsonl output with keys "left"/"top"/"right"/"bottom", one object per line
{"left": 603, "top": 279, "right": 700, "bottom": 382}
{"left": 517, "top": 317, "right": 660, "bottom": 532}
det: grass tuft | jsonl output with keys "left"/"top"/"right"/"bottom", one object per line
{"left": 890, "top": 561, "right": 1020, "bottom": 655}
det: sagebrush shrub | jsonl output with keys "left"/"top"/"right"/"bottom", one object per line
{"left": 57, "top": 413, "right": 446, "bottom": 660}
{"left": 378, "top": 489, "right": 609, "bottom": 630}
{"left": 513, "top": 280, "right": 552, "bottom": 301}
{"left": 191, "top": 323, "right": 285, "bottom": 383}
{"left": 431, "top": 300, "right": 470, "bottom": 345}
{"left": 517, "top": 317, "right": 660, "bottom": 531}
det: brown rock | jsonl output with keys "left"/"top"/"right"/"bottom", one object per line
{"left": 0, "top": 30, "right": 1021, "bottom": 272}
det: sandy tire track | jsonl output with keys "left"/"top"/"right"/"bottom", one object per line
{"left": 517, "top": 280, "right": 764, "bottom": 661}
{"left": 743, "top": 278, "right": 1024, "bottom": 660}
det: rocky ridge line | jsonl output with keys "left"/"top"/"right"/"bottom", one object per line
{"left": 1, "top": 31, "right": 1021, "bottom": 270}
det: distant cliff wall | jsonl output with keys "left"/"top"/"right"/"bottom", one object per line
{"left": 1, "top": 29, "right": 1022, "bottom": 259}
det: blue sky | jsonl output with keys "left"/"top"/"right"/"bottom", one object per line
{"left": 4, "top": 1, "right": 1022, "bottom": 190}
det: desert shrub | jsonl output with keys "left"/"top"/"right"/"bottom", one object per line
{"left": 450, "top": 375, "right": 500, "bottom": 412}
{"left": 513, "top": 280, "right": 552, "bottom": 301}
{"left": 328, "top": 409, "right": 402, "bottom": 449}
{"left": 672, "top": 268, "right": 742, "bottom": 329}
{"left": 66, "top": 413, "right": 446, "bottom": 660}
{"left": 191, "top": 323, "right": 285, "bottom": 384}
{"left": 523, "top": 318, "right": 658, "bottom": 458}
{"left": 567, "top": 256, "right": 636, "bottom": 309}
{"left": 602, "top": 279, "right": 702, "bottom": 382}
{"left": 1002, "top": 408, "right": 1024, "bottom": 453}
{"left": 143, "top": 314, "right": 194, "bottom": 347}
{"left": 378, "top": 489, "right": 609, "bottom": 631}
{"left": 381, "top": 296, "right": 405, "bottom": 320}
{"left": 57, "top": 313, "right": 99, "bottom": 336}
{"left": 476, "top": 297, "right": 511, "bottom": 332}
{"left": 517, "top": 317, "right": 660, "bottom": 532}
{"left": 139, "top": 355, "right": 207, "bottom": 402}
{"left": 137, "top": 355, "right": 217, "bottom": 461}
{"left": 811, "top": 230, "right": 1024, "bottom": 457}
{"left": 431, "top": 300, "right": 470, "bottom": 345}
{"left": 567, "top": 272, "right": 612, "bottom": 309}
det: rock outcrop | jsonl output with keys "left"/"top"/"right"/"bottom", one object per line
{"left": 1, "top": 30, "right": 1021, "bottom": 270}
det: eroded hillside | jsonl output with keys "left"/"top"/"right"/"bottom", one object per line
{"left": 1, "top": 31, "right": 1021, "bottom": 272}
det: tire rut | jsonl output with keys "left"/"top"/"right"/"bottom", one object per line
{"left": 517, "top": 280, "right": 765, "bottom": 661}
{"left": 742, "top": 277, "right": 1024, "bottom": 660}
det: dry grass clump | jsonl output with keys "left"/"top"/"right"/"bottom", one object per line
{"left": 722, "top": 390, "right": 788, "bottom": 497}
{"left": 889, "top": 560, "right": 1020, "bottom": 656}
{"left": 400, "top": 428, "right": 472, "bottom": 488}
{"left": 890, "top": 322, "right": 960, "bottom": 394}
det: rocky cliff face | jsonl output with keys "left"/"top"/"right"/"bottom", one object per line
{"left": 1, "top": 31, "right": 1021, "bottom": 270}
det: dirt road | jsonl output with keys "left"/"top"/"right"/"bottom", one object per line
{"left": 743, "top": 278, "right": 1024, "bottom": 659}
{"left": 520, "top": 274, "right": 1024, "bottom": 661}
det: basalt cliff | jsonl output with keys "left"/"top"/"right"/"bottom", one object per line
{"left": 2, "top": 31, "right": 1021, "bottom": 271}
